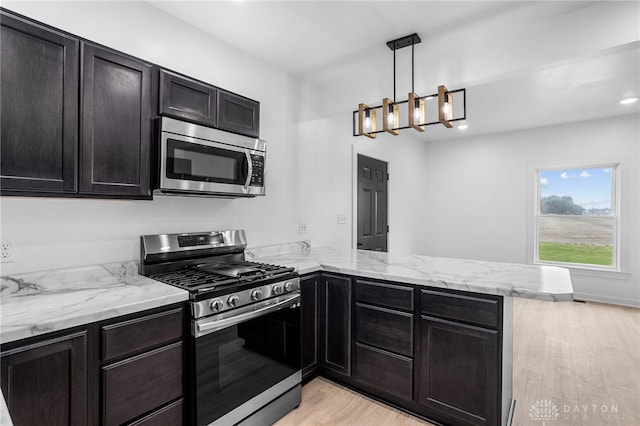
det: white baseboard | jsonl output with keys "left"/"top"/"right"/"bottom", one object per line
{"left": 572, "top": 292, "right": 640, "bottom": 308}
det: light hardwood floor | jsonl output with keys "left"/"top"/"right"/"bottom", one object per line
{"left": 275, "top": 298, "right": 640, "bottom": 426}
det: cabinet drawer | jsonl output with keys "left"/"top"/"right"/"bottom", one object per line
{"left": 103, "top": 342, "right": 183, "bottom": 426}
{"left": 356, "top": 280, "right": 413, "bottom": 311}
{"left": 355, "top": 304, "right": 413, "bottom": 357}
{"left": 102, "top": 307, "right": 183, "bottom": 361}
{"left": 421, "top": 290, "right": 500, "bottom": 329}
{"left": 128, "top": 399, "right": 183, "bottom": 426}
{"left": 354, "top": 343, "right": 413, "bottom": 401}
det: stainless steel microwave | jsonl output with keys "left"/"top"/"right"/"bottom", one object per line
{"left": 156, "top": 117, "right": 266, "bottom": 197}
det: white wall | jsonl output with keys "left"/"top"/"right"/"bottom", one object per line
{"left": 0, "top": 1, "right": 305, "bottom": 274}
{"left": 418, "top": 114, "right": 640, "bottom": 306}
{"left": 295, "top": 93, "right": 432, "bottom": 255}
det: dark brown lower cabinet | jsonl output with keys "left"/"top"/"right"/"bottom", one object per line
{"left": 306, "top": 277, "right": 504, "bottom": 426}
{"left": 320, "top": 274, "right": 352, "bottom": 377}
{"left": 354, "top": 342, "right": 413, "bottom": 401}
{"left": 102, "top": 342, "right": 183, "bottom": 426}
{"left": 0, "top": 303, "right": 185, "bottom": 426}
{"left": 419, "top": 316, "right": 499, "bottom": 426}
{"left": 301, "top": 274, "right": 320, "bottom": 381}
{"left": 0, "top": 331, "right": 88, "bottom": 426}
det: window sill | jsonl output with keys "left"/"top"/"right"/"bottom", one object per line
{"left": 534, "top": 261, "right": 631, "bottom": 281}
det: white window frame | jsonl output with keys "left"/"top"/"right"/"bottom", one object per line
{"left": 533, "top": 163, "right": 620, "bottom": 272}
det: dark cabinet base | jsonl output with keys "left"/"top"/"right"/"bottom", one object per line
{"left": 0, "top": 331, "right": 88, "bottom": 426}
{"left": 303, "top": 273, "right": 508, "bottom": 426}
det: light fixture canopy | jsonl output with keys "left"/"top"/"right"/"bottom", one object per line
{"left": 354, "top": 33, "right": 466, "bottom": 137}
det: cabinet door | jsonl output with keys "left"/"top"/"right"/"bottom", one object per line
{"left": 159, "top": 69, "right": 217, "bottom": 128}
{"left": 217, "top": 90, "right": 260, "bottom": 137}
{"left": 0, "top": 331, "right": 88, "bottom": 426}
{"left": 320, "top": 274, "right": 352, "bottom": 376}
{"left": 0, "top": 12, "right": 78, "bottom": 194}
{"left": 301, "top": 274, "right": 319, "bottom": 380}
{"left": 80, "top": 43, "right": 151, "bottom": 198}
{"left": 419, "top": 317, "right": 499, "bottom": 426}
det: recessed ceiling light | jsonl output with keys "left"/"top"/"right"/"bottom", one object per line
{"left": 620, "top": 97, "right": 638, "bottom": 105}
{"left": 457, "top": 124, "right": 468, "bottom": 130}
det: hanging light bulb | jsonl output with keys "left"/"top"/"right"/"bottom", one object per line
{"left": 408, "top": 92, "right": 425, "bottom": 132}
{"left": 437, "top": 85, "right": 453, "bottom": 128}
{"left": 357, "top": 103, "right": 377, "bottom": 138}
{"left": 364, "top": 109, "right": 372, "bottom": 131}
{"left": 387, "top": 105, "right": 395, "bottom": 127}
{"left": 442, "top": 100, "right": 452, "bottom": 120}
{"left": 413, "top": 100, "right": 421, "bottom": 122}
{"left": 382, "top": 98, "right": 399, "bottom": 135}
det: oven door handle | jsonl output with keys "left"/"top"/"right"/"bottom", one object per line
{"left": 194, "top": 292, "right": 300, "bottom": 337}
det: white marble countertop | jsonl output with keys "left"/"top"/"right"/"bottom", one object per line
{"left": 0, "top": 261, "right": 188, "bottom": 345}
{"left": 246, "top": 243, "right": 574, "bottom": 302}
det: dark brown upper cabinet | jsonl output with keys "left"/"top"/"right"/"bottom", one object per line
{"left": 80, "top": 43, "right": 152, "bottom": 198}
{"left": 0, "top": 11, "right": 79, "bottom": 194}
{"left": 217, "top": 90, "right": 260, "bottom": 138}
{"left": 159, "top": 69, "right": 217, "bottom": 128}
{"left": 159, "top": 69, "right": 260, "bottom": 138}
{"left": 0, "top": 10, "right": 152, "bottom": 199}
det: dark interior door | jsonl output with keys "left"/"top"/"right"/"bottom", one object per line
{"left": 357, "top": 154, "right": 388, "bottom": 251}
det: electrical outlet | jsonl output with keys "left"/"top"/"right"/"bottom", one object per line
{"left": 1, "top": 239, "right": 15, "bottom": 263}
{"left": 298, "top": 222, "right": 307, "bottom": 234}
{"left": 337, "top": 214, "right": 347, "bottom": 225}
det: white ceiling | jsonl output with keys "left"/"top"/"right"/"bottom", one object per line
{"left": 149, "top": 1, "right": 639, "bottom": 139}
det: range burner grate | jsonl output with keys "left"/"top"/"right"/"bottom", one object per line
{"left": 150, "top": 261, "right": 295, "bottom": 293}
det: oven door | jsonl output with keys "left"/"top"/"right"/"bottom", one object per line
{"left": 192, "top": 293, "right": 301, "bottom": 426}
{"left": 159, "top": 118, "right": 265, "bottom": 197}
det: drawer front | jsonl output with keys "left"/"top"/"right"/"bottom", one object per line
{"left": 103, "top": 342, "right": 183, "bottom": 426}
{"left": 356, "top": 280, "right": 413, "bottom": 311}
{"left": 355, "top": 304, "right": 413, "bottom": 357}
{"left": 128, "top": 399, "right": 183, "bottom": 426}
{"left": 421, "top": 290, "right": 500, "bottom": 329}
{"left": 102, "top": 307, "right": 183, "bottom": 361}
{"left": 354, "top": 343, "right": 413, "bottom": 401}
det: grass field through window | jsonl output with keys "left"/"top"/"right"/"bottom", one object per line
{"left": 538, "top": 242, "right": 613, "bottom": 266}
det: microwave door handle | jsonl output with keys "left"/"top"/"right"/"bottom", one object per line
{"left": 244, "top": 151, "right": 253, "bottom": 189}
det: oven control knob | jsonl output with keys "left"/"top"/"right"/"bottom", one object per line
{"left": 272, "top": 284, "right": 284, "bottom": 296}
{"left": 251, "top": 289, "right": 263, "bottom": 301}
{"left": 210, "top": 299, "right": 224, "bottom": 313}
{"left": 284, "top": 281, "right": 296, "bottom": 292}
{"left": 227, "top": 295, "right": 240, "bottom": 308}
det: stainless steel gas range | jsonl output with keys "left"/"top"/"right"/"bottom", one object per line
{"left": 140, "top": 230, "right": 301, "bottom": 426}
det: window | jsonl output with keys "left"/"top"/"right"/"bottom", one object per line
{"left": 535, "top": 165, "right": 618, "bottom": 269}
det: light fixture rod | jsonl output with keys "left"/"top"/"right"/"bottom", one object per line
{"left": 393, "top": 48, "right": 396, "bottom": 103}
{"left": 411, "top": 43, "right": 415, "bottom": 93}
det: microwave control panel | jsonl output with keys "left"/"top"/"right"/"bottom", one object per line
{"left": 250, "top": 155, "right": 264, "bottom": 186}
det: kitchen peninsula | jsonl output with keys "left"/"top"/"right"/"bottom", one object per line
{"left": 248, "top": 243, "right": 574, "bottom": 426}
{"left": 1, "top": 244, "right": 573, "bottom": 426}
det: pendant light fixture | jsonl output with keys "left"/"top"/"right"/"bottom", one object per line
{"left": 354, "top": 33, "right": 466, "bottom": 138}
